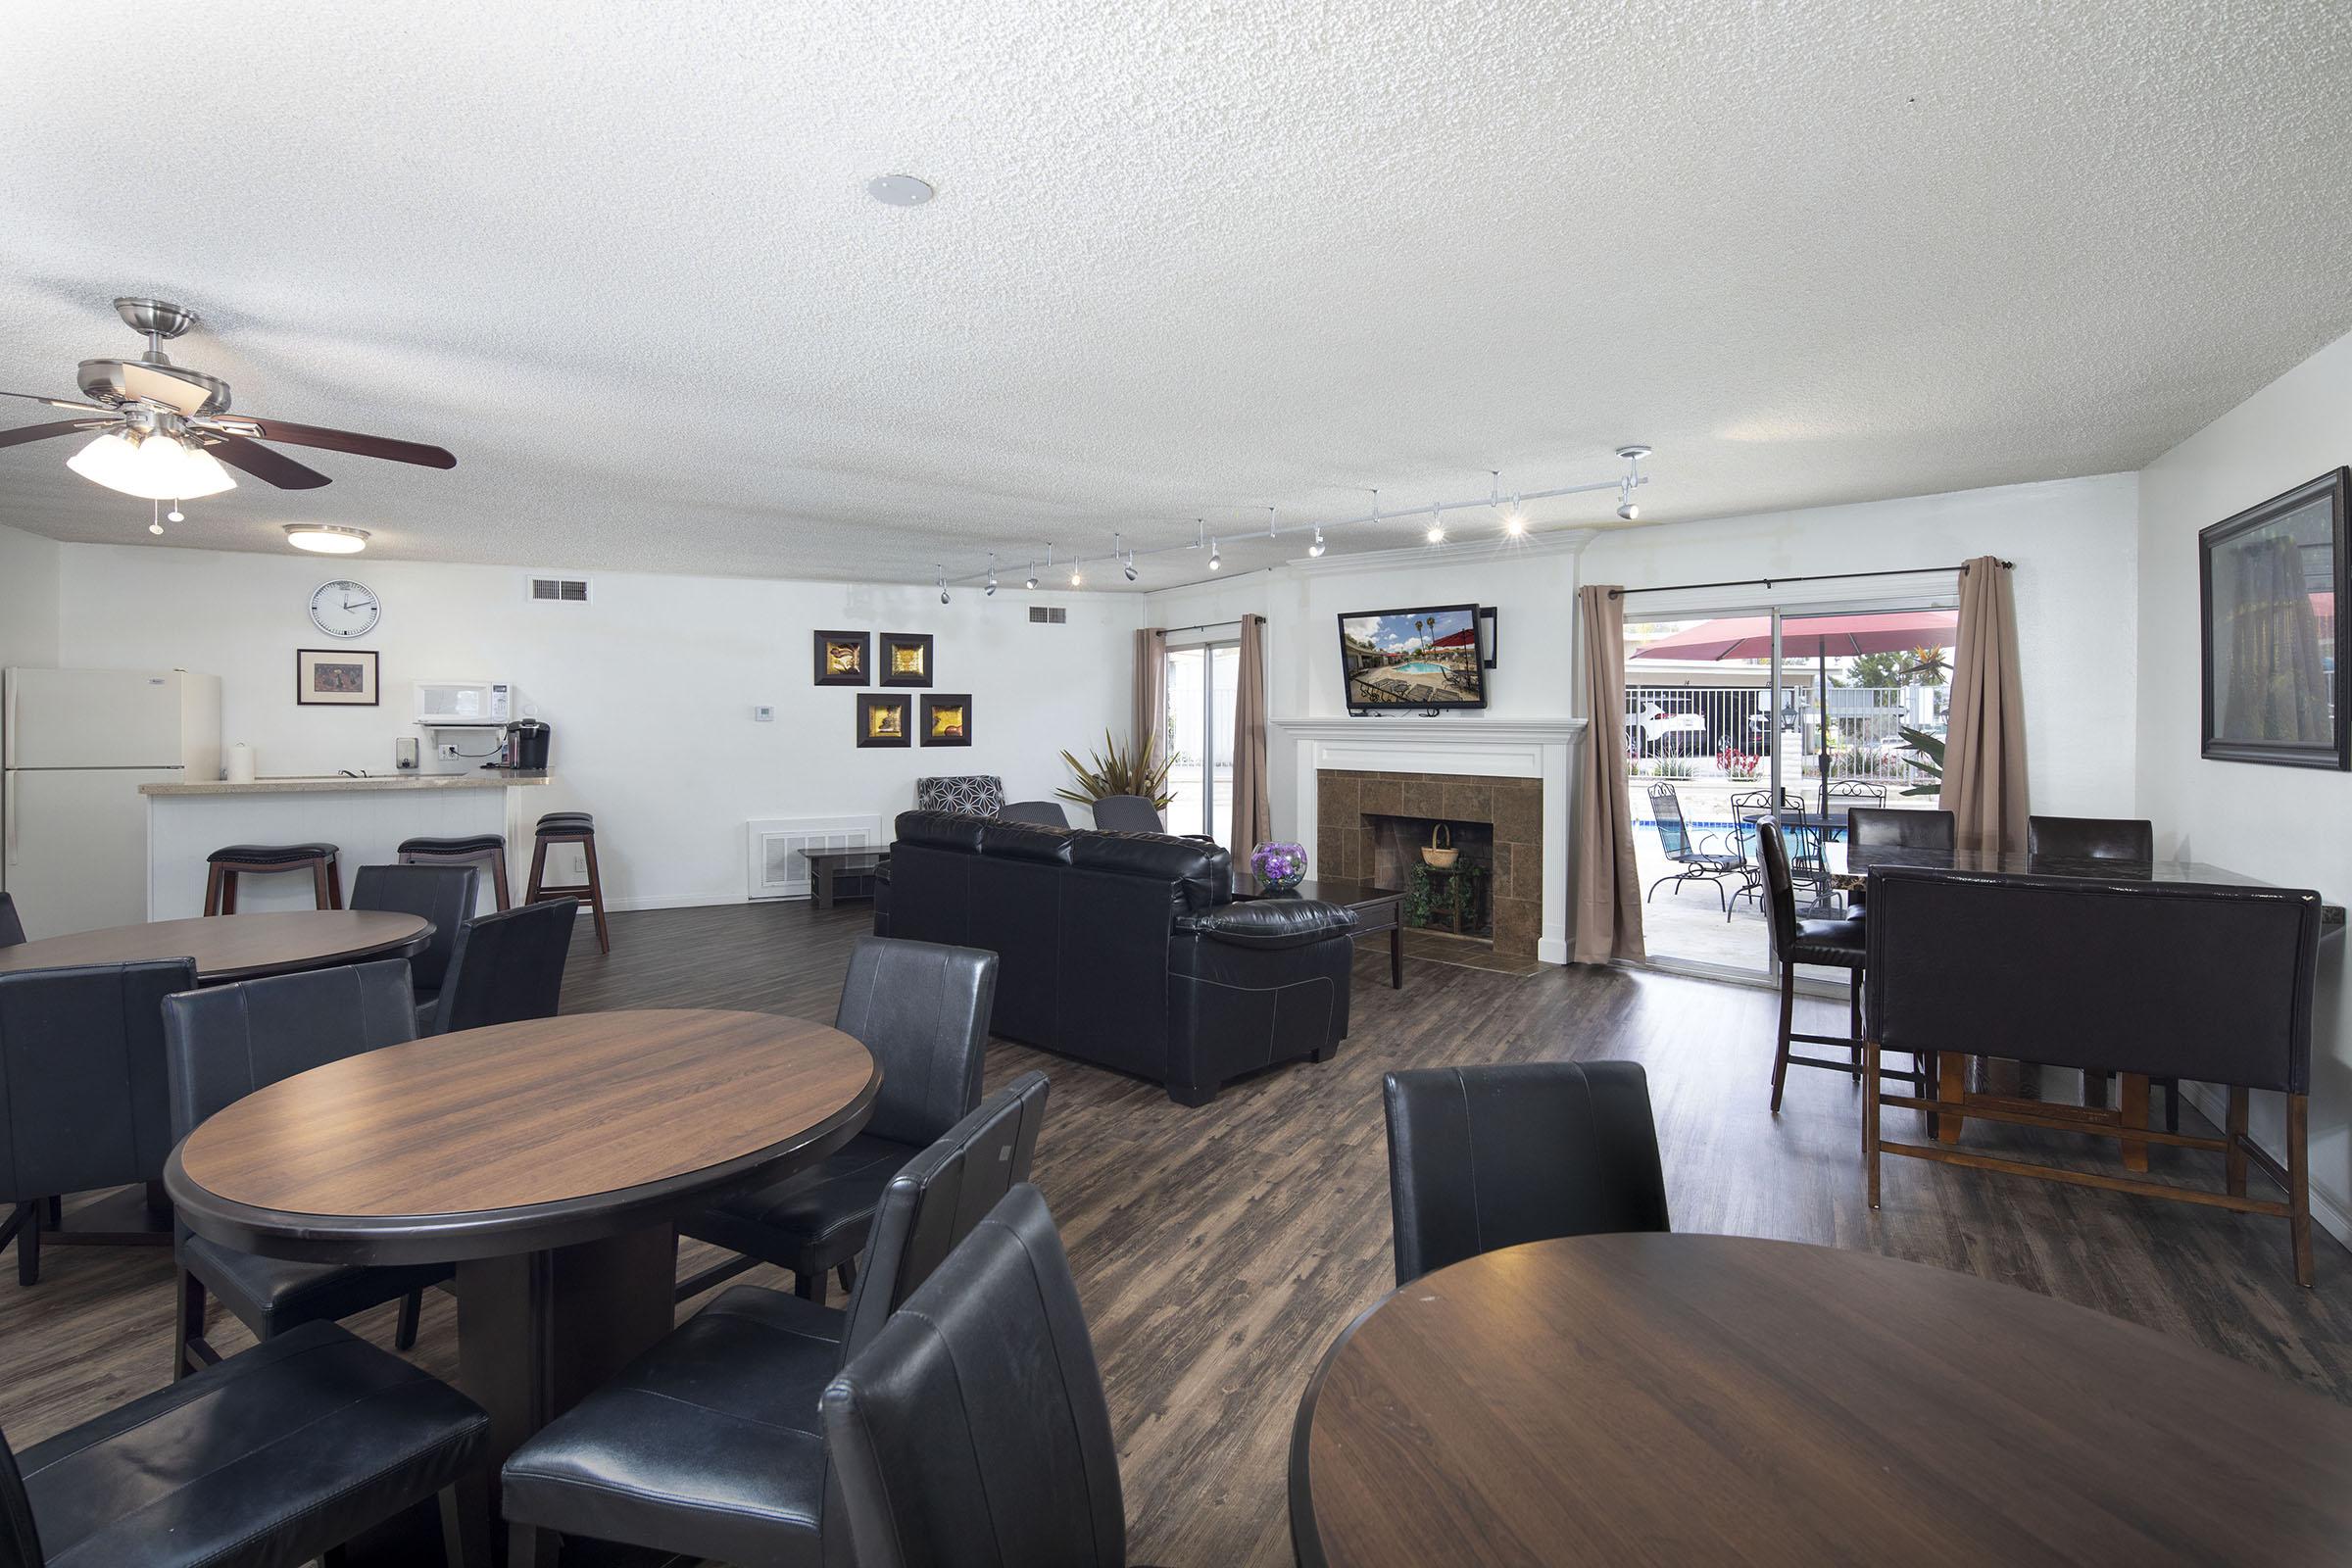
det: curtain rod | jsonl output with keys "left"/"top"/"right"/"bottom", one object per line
{"left": 1607, "top": 561, "right": 2013, "bottom": 600}
{"left": 1156, "top": 617, "right": 1248, "bottom": 636}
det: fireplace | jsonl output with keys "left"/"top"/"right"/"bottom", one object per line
{"left": 1365, "top": 814, "right": 1496, "bottom": 939}
{"left": 1315, "top": 769, "right": 1544, "bottom": 958}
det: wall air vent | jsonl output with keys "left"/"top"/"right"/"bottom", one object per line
{"left": 528, "top": 576, "right": 592, "bottom": 604}
{"left": 1027, "top": 606, "right": 1067, "bottom": 624}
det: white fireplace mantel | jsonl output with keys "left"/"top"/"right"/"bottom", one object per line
{"left": 1270, "top": 715, "right": 1588, "bottom": 965}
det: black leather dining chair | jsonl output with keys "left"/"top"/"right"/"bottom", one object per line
{"left": 822, "top": 1184, "right": 1133, "bottom": 1568}
{"left": 1756, "top": 820, "right": 1883, "bottom": 1112}
{"left": 421, "top": 897, "right": 576, "bottom": 1036}
{"left": 999, "top": 799, "right": 1071, "bottom": 826}
{"left": 500, "top": 1072, "right": 1052, "bottom": 1568}
{"left": 163, "top": 957, "right": 455, "bottom": 1377}
{"left": 1842, "top": 808, "right": 1955, "bottom": 910}
{"left": 0, "top": 959, "right": 194, "bottom": 1288}
{"left": 1, "top": 1321, "right": 490, "bottom": 1567}
{"left": 352, "top": 861, "right": 479, "bottom": 1031}
{"left": 1383, "top": 1061, "right": 1669, "bottom": 1287}
{"left": 1090, "top": 793, "right": 1166, "bottom": 833}
{"left": 679, "top": 935, "right": 998, "bottom": 1304}
{"left": 0, "top": 894, "right": 24, "bottom": 948}
{"left": 2029, "top": 814, "right": 2155, "bottom": 863}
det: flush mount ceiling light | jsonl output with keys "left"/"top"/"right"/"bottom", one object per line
{"left": 865, "top": 174, "right": 935, "bottom": 207}
{"left": 67, "top": 429, "right": 236, "bottom": 500}
{"left": 283, "top": 523, "right": 369, "bottom": 555}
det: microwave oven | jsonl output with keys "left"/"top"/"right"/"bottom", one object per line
{"left": 415, "top": 680, "right": 514, "bottom": 726}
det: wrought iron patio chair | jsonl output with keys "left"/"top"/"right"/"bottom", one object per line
{"left": 1645, "top": 784, "right": 1749, "bottom": 912}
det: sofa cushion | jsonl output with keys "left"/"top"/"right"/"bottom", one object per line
{"left": 1177, "top": 900, "right": 1358, "bottom": 950}
{"left": 896, "top": 810, "right": 988, "bottom": 853}
{"left": 978, "top": 822, "right": 1077, "bottom": 864}
{"left": 1066, "top": 830, "right": 1232, "bottom": 909}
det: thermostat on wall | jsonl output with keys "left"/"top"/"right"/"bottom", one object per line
{"left": 754, "top": 706, "right": 775, "bottom": 722}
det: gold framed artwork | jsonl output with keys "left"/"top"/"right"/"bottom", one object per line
{"left": 920, "top": 693, "right": 972, "bottom": 747}
{"left": 858, "top": 693, "right": 911, "bottom": 748}
{"left": 295, "top": 648, "right": 380, "bottom": 707}
{"left": 879, "top": 632, "right": 935, "bottom": 687}
{"left": 813, "top": 630, "right": 871, "bottom": 686}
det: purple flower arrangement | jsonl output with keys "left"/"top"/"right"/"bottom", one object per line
{"left": 1250, "top": 840, "right": 1307, "bottom": 893}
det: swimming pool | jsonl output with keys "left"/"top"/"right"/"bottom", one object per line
{"left": 1393, "top": 661, "right": 1446, "bottom": 675}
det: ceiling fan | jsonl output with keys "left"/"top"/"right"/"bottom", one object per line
{"left": 0, "top": 297, "right": 457, "bottom": 501}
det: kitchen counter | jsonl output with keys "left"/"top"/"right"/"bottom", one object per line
{"left": 144, "top": 772, "right": 558, "bottom": 919}
{"left": 141, "top": 771, "right": 551, "bottom": 797}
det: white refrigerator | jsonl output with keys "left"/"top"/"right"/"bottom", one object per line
{"left": 2, "top": 668, "right": 221, "bottom": 939}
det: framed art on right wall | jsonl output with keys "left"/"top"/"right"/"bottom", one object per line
{"left": 2200, "top": 466, "right": 2348, "bottom": 770}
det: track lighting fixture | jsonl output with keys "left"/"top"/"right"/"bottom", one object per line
{"left": 1069, "top": 558, "right": 1083, "bottom": 586}
{"left": 1425, "top": 503, "right": 1446, "bottom": 545}
{"left": 1615, "top": 444, "right": 1650, "bottom": 521}
{"left": 1493, "top": 471, "right": 1525, "bottom": 537}
{"left": 1308, "top": 524, "right": 1326, "bottom": 558}
{"left": 984, "top": 555, "right": 998, "bottom": 596}
{"left": 1208, "top": 537, "right": 1222, "bottom": 571}
{"left": 937, "top": 566, "right": 950, "bottom": 605}
{"left": 1505, "top": 498, "right": 1527, "bottom": 536}
{"left": 1025, "top": 562, "right": 1039, "bottom": 590}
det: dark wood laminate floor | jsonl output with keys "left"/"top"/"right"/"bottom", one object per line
{"left": 4, "top": 902, "right": 2346, "bottom": 1568}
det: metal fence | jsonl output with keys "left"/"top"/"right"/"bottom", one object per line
{"left": 1624, "top": 683, "right": 1942, "bottom": 785}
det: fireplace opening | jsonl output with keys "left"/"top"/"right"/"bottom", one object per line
{"left": 1365, "top": 813, "right": 1495, "bottom": 942}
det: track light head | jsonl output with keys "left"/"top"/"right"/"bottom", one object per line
{"left": 936, "top": 566, "right": 950, "bottom": 605}
{"left": 1025, "top": 563, "right": 1039, "bottom": 590}
{"left": 1425, "top": 503, "right": 1446, "bottom": 545}
{"left": 1208, "top": 537, "right": 1222, "bottom": 571}
{"left": 1617, "top": 501, "right": 1641, "bottom": 521}
{"left": 1124, "top": 557, "right": 1139, "bottom": 581}
{"left": 1069, "top": 558, "right": 1083, "bottom": 586}
{"left": 1308, "top": 524, "right": 1326, "bottom": 559}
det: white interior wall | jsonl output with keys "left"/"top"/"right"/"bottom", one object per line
{"left": 0, "top": 523, "right": 61, "bottom": 672}
{"left": 54, "top": 543, "right": 1138, "bottom": 909}
{"left": 2135, "top": 323, "right": 2352, "bottom": 1244}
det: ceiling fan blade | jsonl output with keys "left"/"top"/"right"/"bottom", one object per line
{"left": 205, "top": 433, "right": 332, "bottom": 489}
{"left": 122, "top": 362, "right": 214, "bottom": 415}
{"left": 0, "top": 389, "right": 108, "bottom": 413}
{"left": 227, "top": 416, "right": 457, "bottom": 469}
{"left": 0, "top": 418, "right": 108, "bottom": 450}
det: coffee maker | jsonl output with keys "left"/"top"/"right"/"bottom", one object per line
{"left": 497, "top": 719, "right": 552, "bottom": 771}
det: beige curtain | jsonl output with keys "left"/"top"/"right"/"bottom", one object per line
{"left": 1941, "top": 556, "right": 2028, "bottom": 854}
{"left": 1133, "top": 627, "right": 1168, "bottom": 766}
{"left": 1231, "top": 614, "right": 1273, "bottom": 851}
{"left": 1573, "top": 585, "right": 1645, "bottom": 963}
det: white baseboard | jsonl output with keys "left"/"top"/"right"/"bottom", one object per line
{"left": 2178, "top": 1081, "right": 2350, "bottom": 1249}
{"left": 592, "top": 892, "right": 747, "bottom": 913}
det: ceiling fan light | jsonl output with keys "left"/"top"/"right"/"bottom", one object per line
{"left": 68, "top": 431, "right": 236, "bottom": 501}
{"left": 283, "top": 523, "right": 369, "bottom": 555}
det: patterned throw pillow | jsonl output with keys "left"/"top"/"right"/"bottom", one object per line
{"left": 916, "top": 775, "right": 1005, "bottom": 818}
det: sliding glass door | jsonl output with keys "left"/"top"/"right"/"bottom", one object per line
{"left": 1163, "top": 640, "right": 1241, "bottom": 848}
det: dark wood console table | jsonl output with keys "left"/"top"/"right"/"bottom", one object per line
{"left": 1234, "top": 876, "right": 1404, "bottom": 990}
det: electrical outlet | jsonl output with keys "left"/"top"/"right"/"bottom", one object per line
{"left": 438, "top": 743, "right": 462, "bottom": 760}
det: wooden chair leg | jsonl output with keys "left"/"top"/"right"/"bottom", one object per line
{"left": 1864, "top": 1043, "right": 1883, "bottom": 1204}
{"left": 311, "top": 857, "right": 333, "bottom": 910}
{"left": 172, "top": 1268, "right": 206, "bottom": 1380}
{"left": 203, "top": 861, "right": 226, "bottom": 916}
{"left": 2119, "top": 1073, "right": 2151, "bottom": 1173}
{"left": 1768, "top": 964, "right": 1795, "bottom": 1112}
{"left": 489, "top": 847, "right": 512, "bottom": 911}
{"left": 325, "top": 854, "right": 344, "bottom": 909}
{"left": 396, "top": 1288, "right": 423, "bottom": 1350}
{"left": 525, "top": 835, "right": 551, "bottom": 902}
{"left": 508, "top": 1522, "right": 558, "bottom": 1568}
{"left": 220, "top": 867, "right": 238, "bottom": 914}
{"left": 796, "top": 1267, "right": 828, "bottom": 1307}
{"left": 437, "top": 1483, "right": 492, "bottom": 1568}
{"left": 580, "top": 836, "right": 611, "bottom": 954}
{"left": 1936, "top": 1051, "right": 1966, "bottom": 1143}
{"left": 2289, "top": 1093, "right": 2313, "bottom": 1289}
{"left": 2226, "top": 1085, "right": 2249, "bottom": 1197}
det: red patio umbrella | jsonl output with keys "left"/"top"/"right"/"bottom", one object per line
{"left": 1632, "top": 610, "right": 1958, "bottom": 817}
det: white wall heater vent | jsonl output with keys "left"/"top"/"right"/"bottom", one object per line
{"left": 528, "top": 575, "right": 593, "bottom": 604}
{"left": 1027, "top": 606, "right": 1067, "bottom": 624}
{"left": 747, "top": 814, "right": 883, "bottom": 900}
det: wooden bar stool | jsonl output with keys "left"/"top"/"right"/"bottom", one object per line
{"left": 398, "top": 834, "right": 513, "bottom": 910}
{"left": 203, "top": 843, "right": 342, "bottom": 915}
{"left": 526, "top": 812, "right": 610, "bottom": 953}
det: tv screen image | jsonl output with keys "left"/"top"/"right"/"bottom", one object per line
{"left": 1339, "top": 603, "right": 1488, "bottom": 709}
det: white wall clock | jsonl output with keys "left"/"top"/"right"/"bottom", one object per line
{"left": 309, "top": 579, "right": 381, "bottom": 639}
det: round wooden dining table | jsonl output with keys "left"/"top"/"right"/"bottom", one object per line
{"left": 1292, "top": 1233, "right": 2352, "bottom": 1567}
{"left": 0, "top": 909, "right": 430, "bottom": 985}
{"left": 166, "top": 1008, "right": 878, "bottom": 1493}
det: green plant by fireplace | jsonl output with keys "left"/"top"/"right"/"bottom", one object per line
{"left": 1403, "top": 860, "right": 1488, "bottom": 930}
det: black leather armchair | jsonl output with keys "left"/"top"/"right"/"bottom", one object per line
{"left": 1383, "top": 1061, "right": 1669, "bottom": 1286}
{"left": 500, "top": 1071, "right": 1052, "bottom": 1568}
{"left": 822, "top": 1184, "right": 1131, "bottom": 1568}
{"left": 0, "top": 958, "right": 194, "bottom": 1287}
{"left": 2029, "top": 814, "right": 2155, "bottom": 864}
{"left": 2, "top": 1321, "right": 489, "bottom": 1567}
{"left": 681, "top": 936, "right": 999, "bottom": 1305}
{"left": 163, "top": 958, "right": 455, "bottom": 1377}
{"left": 422, "top": 897, "right": 575, "bottom": 1035}
{"left": 352, "top": 861, "right": 478, "bottom": 1031}
{"left": 884, "top": 811, "right": 1357, "bottom": 1103}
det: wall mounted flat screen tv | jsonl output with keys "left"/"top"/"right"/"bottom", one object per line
{"left": 1338, "top": 603, "right": 1489, "bottom": 710}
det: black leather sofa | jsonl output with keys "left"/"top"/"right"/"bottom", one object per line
{"left": 882, "top": 811, "right": 1358, "bottom": 1103}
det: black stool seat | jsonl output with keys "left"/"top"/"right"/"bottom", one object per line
{"left": 9, "top": 1320, "right": 487, "bottom": 1568}
{"left": 207, "top": 842, "right": 339, "bottom": 865}
{"left": 535, "top": 814, "right": 593, "bottom": 835}
{"left": 1788, "top": 915, "right": 1867, "bottom": 968}
{"left": 400, "top": 833, "right": 507, "bottom": 855}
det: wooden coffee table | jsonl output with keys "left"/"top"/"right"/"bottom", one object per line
{"left": 1234, "top": 876, "right": 1404, "bottom": 990}
{"left": 167, "top": 1008, "right": 878, "bottom": 1504}
{"left": 0, "top": 909, "right": 431, "bottom": 986}
{"left": 803, "top": 847, "right": 886, "bottom": 911}
{"left": 1293, "top": 1233, "right": 2352, "bottom": 1566}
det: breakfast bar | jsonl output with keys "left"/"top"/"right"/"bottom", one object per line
{"left": 141, "top": 772, "right": 553, "bottom": 918}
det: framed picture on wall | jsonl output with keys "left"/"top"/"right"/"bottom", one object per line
{"left": 920, "top": 693, "right": 972, "bottom": 746}
{"left": 813, "top": 630, "right": 871, "bottom": 686}
{"left": 295, "top": 648, "right": 379, "bottom": 707}
{"left": 2199, "top": 466, "right": 2348, "bottom": 770}
{"left": 857, "top": 693, "right": 911, "bottom": 748}
{"left": 879, "top": 632, "right": 934, "bottom": 687}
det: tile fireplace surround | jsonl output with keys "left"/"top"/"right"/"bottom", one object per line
{"left": 1269, "top": 717, "right": 1587, "bottom": 965}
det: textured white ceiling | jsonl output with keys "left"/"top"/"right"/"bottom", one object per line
{"left": 5, "top": 2, "right": 2351, "bottom": 590}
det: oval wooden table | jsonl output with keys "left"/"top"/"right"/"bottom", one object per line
{"left": 166, "top": 1008, "right": 879, "bottom": 1512}
{"left": 0, "top": 909, "right": 431, "bottom": 985}
{"left": 1292, "top": 1233, "right": 2352, "bottom": 1567}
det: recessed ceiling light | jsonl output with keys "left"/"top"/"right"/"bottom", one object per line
{"left": 283, "top": 523, "right": 369, "bottom": 555}
{"left": 866, "top": 174, "right": 935, "bottom": 207}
